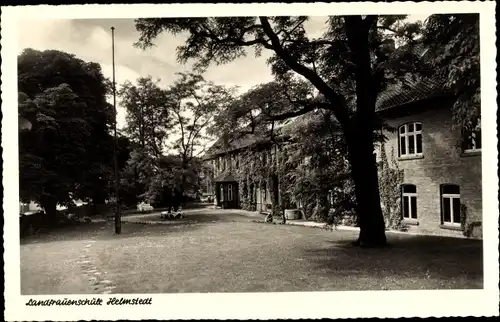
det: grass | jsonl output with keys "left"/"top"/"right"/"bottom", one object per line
{"left": 20, "top": 210, "right": 483, "bottom": 295}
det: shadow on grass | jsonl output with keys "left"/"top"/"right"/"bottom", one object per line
{"left": 300, "top": 233, "right": 483, "bottom": 288}
{"left": 20, "top": 207, "right": 258, "bottom": 245}
{"left": 20, "top": 221, "right": 206, "bottom": 245}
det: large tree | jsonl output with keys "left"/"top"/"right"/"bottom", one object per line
{"left": 18, "top": 49, "right": 115, "bottom": 221}
{"left": 135, "top": 16, "right": 430, "bottom": 247}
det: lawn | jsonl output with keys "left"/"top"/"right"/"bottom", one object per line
{"left": 20, "top": 214, "right": 483, "bottom": 295}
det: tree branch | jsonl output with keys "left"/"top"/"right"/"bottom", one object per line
{"left": 377, "top": 26, "right": 398, "bottom": 33}
{"left": 258, "top": 16, "right": 350, "bottom": 126}
{"left": 281, "top": 16, "right": 308, "bottom": 44}
{"left": 201, "top": 22, "right": 272, "bottom": 49}
{"left": 173, "top": 105, "right": 187, "bottom": 156}
{"left": 262, "top": 102, "right": 329, "bottom": 121}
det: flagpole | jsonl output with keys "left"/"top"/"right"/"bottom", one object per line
{"left": 111, "top": 26, "right": 121, "bottom": 234}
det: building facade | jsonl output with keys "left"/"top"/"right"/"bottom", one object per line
{"left": 204, "top": 88, "right": 482, "bottom": 238}
{"left": 205, "top": 140, "right": 277, "bottom": 212}
{"left": 377, "top": 95, "right": 482, "bottom": 237}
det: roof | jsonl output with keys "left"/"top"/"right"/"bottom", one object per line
{"left": 204, "top": 132, "right": 265, "bottom": 160}
{"left": 205, "top": 43, "right": 449, "bottom": 158}
{"left": 376, "top": 74, "right": 447, "bottom": 112}
{"left": 213, "top": 171, "right": 238, "bottom": 182}
{"left": 205, "top": 76, "right": 446, "bottom": 159}
{"left": 204, "top": 117, "right": 292, "bottom": 160}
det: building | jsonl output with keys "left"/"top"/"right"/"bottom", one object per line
{"left": 376, "top": 77, "right": 482, "bottom": 238}
{"left": 203, "top": 130, "right": 282, "bottom": 211}
{"left": 204, "top": 74, "right": 482, "bottom": 239}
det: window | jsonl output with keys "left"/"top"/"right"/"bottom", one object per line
{"left": 441, "top": 184, "right": 461, "bottom": 225}
{"left": 236, "top": 155, "right": 240, "bottom": 169}
{"left": 463, "top": 117, "right": 481, "bottom": 152}
{"left": 401, "top": 184, "right": 417, "bottom": 219}
{"left": 228, "top": 184, "right": 233, "bottom": 201}
{"left": 398, "top": 122, "right": 423, "bottom": 157}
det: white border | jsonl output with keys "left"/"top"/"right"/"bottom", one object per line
{"left": 2, "top": 2, "right": 498, "bottom": 320}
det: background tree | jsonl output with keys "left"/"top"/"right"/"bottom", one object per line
{"left": 18, "top": 49, "right": 115, "bottom": 221}
{"left": 118, "top": 76, "right": 173, "bottom": 206}
{"left": 119, "top": 76, "right": 172, "bottom": 158}
{"left": 422, "top": 14, "right": 480, "bottom": 128}
{"left": 166, "top": 72, "right": 235, "bottom": 202}
{"left": 134, "top": 16, "right": 428, "bottom": 247}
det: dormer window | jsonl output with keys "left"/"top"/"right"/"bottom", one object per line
{"left": 398, "top": 122, "right": 423, "bottom": 157}
{"left": 463, "top": 117, "right": 481, "bottom": 152}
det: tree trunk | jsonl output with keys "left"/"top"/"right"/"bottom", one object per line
{"left": 340, "top": 17, "right": 387, "bottom": 247}
{"left": 92, "top": 194, "right": 106, "bottom": 215}
{"left": 40, "top": 195, "right": 58, "bottom": 226}
{"left": 346, "top": 133, "right": 387, "bottom": 247}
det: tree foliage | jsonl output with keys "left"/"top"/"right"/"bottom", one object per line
{"left": 168, "top": 73, "right": 236, "bottom": 162}
{"left": 278, "top": 110, "right": 355, "bottom": 223}
{"left": 18, "top": 49, "right": 115, "bottom": 219}
{"left": 118, "top": 73, "right": 232, "bottom": 206}
{"left": 166, "top": 73, "right": 235, "bottom": 201}
{"left": 422, "top": 14, "right": 480, "bottom": 128}
{"left": 119, "top": 76, "right": 172, "bottom": 158}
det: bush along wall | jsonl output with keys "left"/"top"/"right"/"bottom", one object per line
{"left": 378, "top": 144, "right": 408, "bottom": 231}
{"left": 235, "top": 149, "right": 270, "bottom": 212}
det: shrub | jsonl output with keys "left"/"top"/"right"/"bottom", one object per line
{"left": 460, "top": 203, "right": 468, "bottom": 236}
{"left": 378, "top": 144, "right": 406, "bottom": 230}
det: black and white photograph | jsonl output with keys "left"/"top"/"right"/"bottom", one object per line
{"left": 2, "top": 2, "right": 498, "bottom": 321}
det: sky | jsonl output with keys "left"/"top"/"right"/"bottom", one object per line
{"left": 17, "top": 15, "right": 428, "bottom": 132}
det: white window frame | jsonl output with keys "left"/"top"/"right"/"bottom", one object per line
{"left": 441, "top": 193, "right": 461, "bottom": 226}
{"left": 463, "top": 117, "right": 481, "bottom": 153}
{"left": 228, "top": 184, "right": 233, "bottom": 201}
{"left": 401, "top": 185, "right": 417, "bottom": 219}
{"left": 398, "top": 122, "right": 423, "bottom": 157}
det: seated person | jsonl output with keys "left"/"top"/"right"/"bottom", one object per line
{"left": 160, "top": 208, "right": 172, "bottom": 220}
{"left": 173, "top": 206, "right": 183, "bottom": 219}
